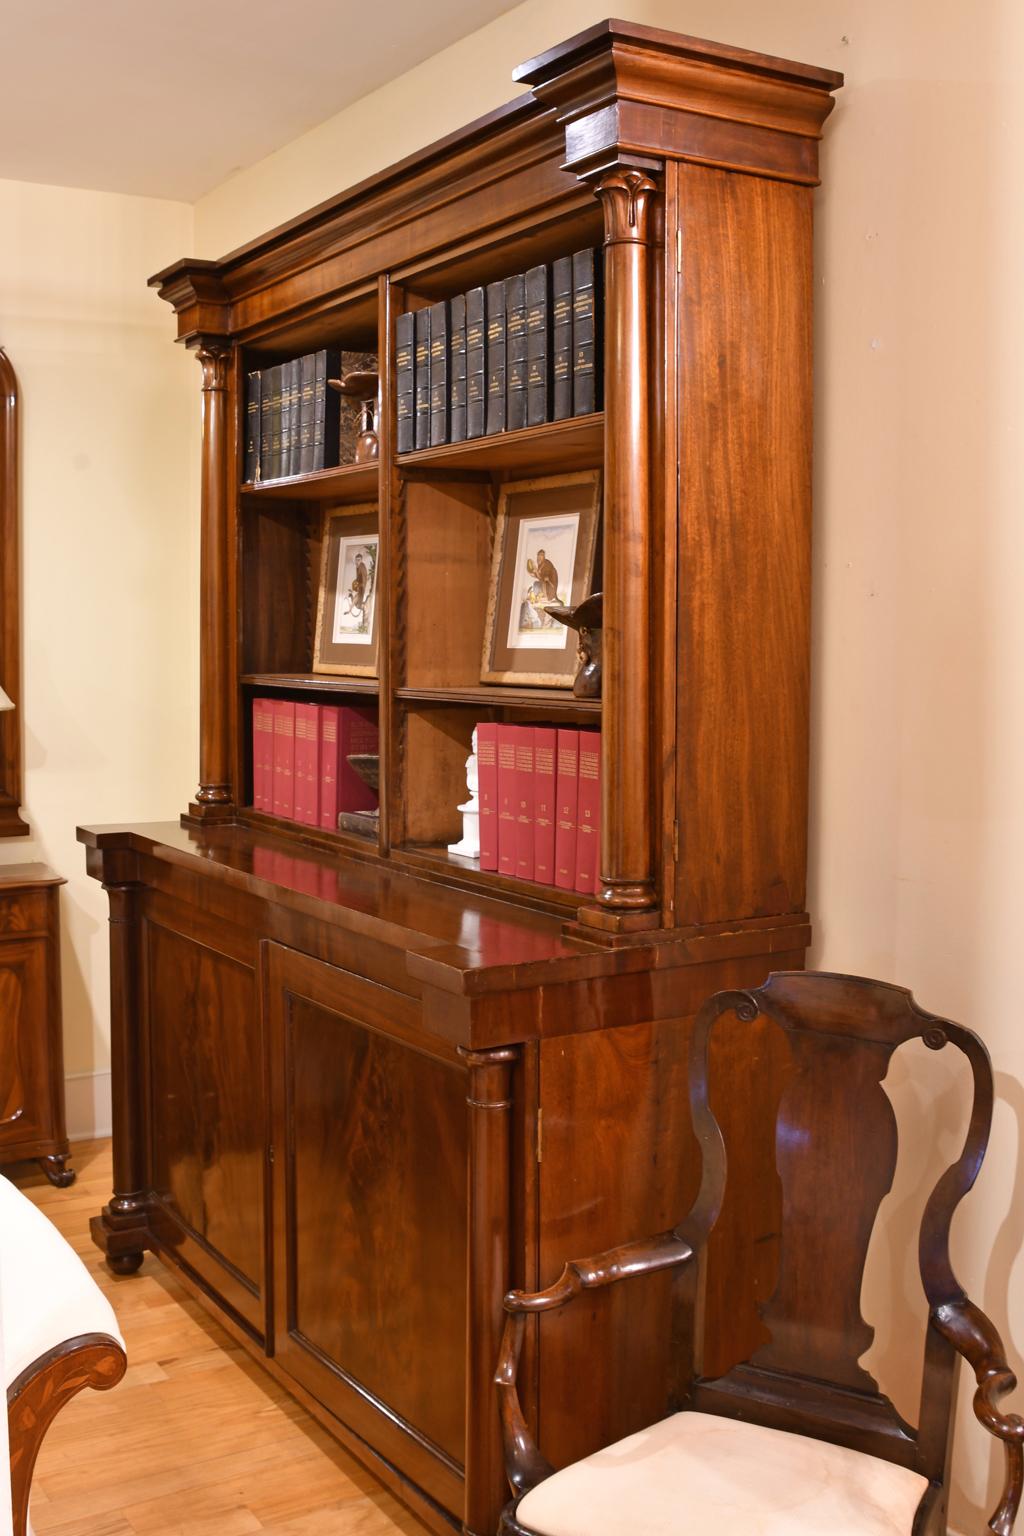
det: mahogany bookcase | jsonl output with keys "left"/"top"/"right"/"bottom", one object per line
{"left": 79, "top": 22, "right": 841, "bottom": 1536}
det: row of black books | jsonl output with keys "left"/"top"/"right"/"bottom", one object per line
{"left": 244, "top": 349, "right": 376, "bottom": 483}
{"left": 395, "top": 247, "right": 602, "bottom": 453}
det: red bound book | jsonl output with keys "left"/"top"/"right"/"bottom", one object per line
{"left": 259, "top": 698, "right": 276, "bottom": 811}
{"left": 477, "top": 724, "right": 498, "bottom": 870}
{"left": 554, "top": 729, "right": 579, "bottom": 890}
{"left": 497, "top": 725, "right": 518, "bottom": 877}
{"left": 251, "top": 698, "right": 267, "bottom": 810}
{"left": 533, "top": 728, "right": 556, "bottom": 885}
{"left": 337, "top": 706, "right": 379, "bottom": 813}
{"left": 576, "top": 730, "right": 601, "bottom": 894}
{"left": 319, "top": 706, "right": 340, "bottom": 830}
{"left": 294, "top": 703, "right": 321, "bottom": 826}
{"left": 514, "top": 730, "right": 535, "bottom": 882}
{"left": 272, "top": 700, "right": 296, "bottom": 820}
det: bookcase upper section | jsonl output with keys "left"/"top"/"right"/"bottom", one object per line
{"left": 150, "top": 19, "right": 841, "bottom": 944}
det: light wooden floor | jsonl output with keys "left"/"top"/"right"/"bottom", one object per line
{"left": 8, "top": 1140, "right": 432, "bottom": 1536}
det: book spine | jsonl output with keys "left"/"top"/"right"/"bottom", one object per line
{"left": 251, "top": 698, "right": 263, "bottom": 809}
{"left": 476, "top": 722, "right": 498, "bottom": 871}
{"left": 337, "top": 706, "right": 379, "bottom": 812}
{"left": 526, "top": 264, "right": 551, "bottom": 428}
{"left": 299, "top": 354, "right": 316, "bottom": 475}
{"left": 552, "top": 256, "right": 573, "bottom": 421}
{"left": 319, "top": 706, "right": 340, "bottom": 829}
{"left": 259, "top": 369, "right": 274, "bottom": 479}
{"left": 496, "top": 724, "right": 517, "bottom": 876}
{"left": 572, "top": 248, "right": 601, "bottom": 417}
{"left": 272, "top": 700, "right": 296, "bottom": 820}
{"left": 414, "top": 308, "right": 431, "bottom": 450}
{"left": 290, "top": 358, "right": 303, "bottom": 476}
{"left": 255, "top": 696, "right": 272, "bottom": 811}
{"left": 575, "top": 729, "right": 601, "bottom": 893}
{"left": 514, "top": 728, "right": 535, "bottom": 881}
{"left": 449, "top": 293, "right": 467, "bottom": 445}
{"left": 268, "top": 364, "right": 283, "bottom": 479}
{"left": 312, "top": 352, "right": 329, "bottom": 471}
{"left": 465, "top": 287, "right": 486, "bottom": 440}
{"left": 395, "top": 312, "right": 415, "bottom": 454}
{"left": 280, "top": 358, "right": 294, "bottom": 478}
{"left": 533, "top": 727, "right": 556, "bottom": 885}
{"left": 245, "top": 370, "right": 261, "bottom": 483}
{"left": 505, "top": 273, "right": 528, "bottom": 433}
{"left": 554, "top": 729, "right": 579, "bottom": 890}
{"left": 485, "top": 280, "right": 507, "bottom": 436}
{"left": 429, "top": 299, "right": 450, "bottom": 448}
{"left": 294, "top": 703, "right": 321, "bottom": 826}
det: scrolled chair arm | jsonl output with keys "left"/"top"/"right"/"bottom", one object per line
{"left": 494, "top": 1230, "right": 694, "bottom": 1495}
{"left": 931, "top": 1298, "right": 1024, "bottom": 1535}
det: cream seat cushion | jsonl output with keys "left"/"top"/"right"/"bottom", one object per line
{"left": 0, "top": 1172, "right": 123, "bottom": 1388}
{"left": 516, "top": 1411, "right": 929, "bottom": 1536}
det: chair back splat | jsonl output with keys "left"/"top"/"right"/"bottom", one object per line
{"left": 692, "top": 971, "right": 993, "bottom": 1488}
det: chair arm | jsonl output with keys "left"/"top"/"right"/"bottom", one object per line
{"left": 932, "top": 1299, "right": 1024, "bottom": 1535}
{"left": 494, "top": 1231, "right": 694, "bottom": 1495}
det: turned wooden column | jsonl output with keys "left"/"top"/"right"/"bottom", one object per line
{"left": 460, "top": 1043, "right": 517, "bottom": 1536}
{"left": 91, "top": 877, "right": 148, "bottom": 1274}
{"left": 187, "top": 336, "right": 234, "bottom": 821}
{"left": 584, "top": 165, "right": 659, "bottom": 930}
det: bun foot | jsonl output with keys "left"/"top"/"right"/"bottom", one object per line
{"left": 108, "top": 1251, "right": 144, "bottom": 1276}
{"left": 38, "top": 1154, "right": 76, "bottom": 1188}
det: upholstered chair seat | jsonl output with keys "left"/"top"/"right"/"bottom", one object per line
{"left": 516, "top": 1411, "right": 930, "bottom": 1536}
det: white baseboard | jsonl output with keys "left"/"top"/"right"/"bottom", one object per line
{"left": 65, "top": 1070, "right": 112, "bottom": 1142}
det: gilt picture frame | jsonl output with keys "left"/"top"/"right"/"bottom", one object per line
{"left": 481, "top": 471, "right": 601, "bottom": 687}
{"left": 313, "top": 504, "right": 380, "bottom": 676}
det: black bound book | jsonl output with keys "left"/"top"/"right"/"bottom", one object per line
{"left": 414, "top": 307, "right": 431, "bottom": 449}
{"left": 449, "top": 293, "right": 467, "bottom": 444}
{"left": 245, "top": 370, "right": 262, "bottom": 483}
{"left": 485, "top": 279, "right": 507, "bottom": 436}
{"left": 465, "top": 286, "right": 485, "bottom": 439}
{"left": 260, "top": 366, "right": 274, "bottom": 479}
{"left": 395, "top": 312, "right": 415, "bottom": 454}
{"left": 280, "top": 358, "right": 294, "bottom": 478}
{"left": 572, "top": 248, "right": 603, "bottom": 417}
{"left": 552, "top": 256, "right": 573, "bottom": 420}
{"left": 267, "top": 364, "right": 283, "bottom": 479}
{"left": 298, "top": 354, "right": 316, "bottom": 474}
{"left": 526, "top": 264, "right": 551, "bottom": 427}
{"left": 429, "top": 299, "right": 450, "bottom": 447}
{"left": 505, "top": 273, "right": 528, "bottom": 433}
{"left": 312, "top": 349, "right": 341, "bottom": 470}
{"left": 288, "top": 358, "right": 303, "bottom": 476}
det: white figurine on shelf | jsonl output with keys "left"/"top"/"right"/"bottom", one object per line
{"left": 448, "top": 728, "right": 481, "bottom": 859}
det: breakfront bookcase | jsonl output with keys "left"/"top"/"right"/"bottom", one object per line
{"left": 80, "top": 22, "right": 841, "bottom": 1536}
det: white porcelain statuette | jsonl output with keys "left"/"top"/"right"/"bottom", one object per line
{"left": 448, "top": 729, "right": 481, "bottom": 859}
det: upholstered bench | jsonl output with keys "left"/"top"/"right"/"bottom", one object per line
{"left": 1, "top": 1173, "right": 126, "bottom": 1536}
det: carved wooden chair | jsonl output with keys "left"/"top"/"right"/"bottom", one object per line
{"left": 2, "top": 1173, "right": 126, "bottom": 1536}
{"left": 496, "top": 972, "right": 1023, "bottom": 1536}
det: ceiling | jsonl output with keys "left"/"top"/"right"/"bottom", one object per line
{"left": 0, "top": 0, "right": 522, "bottom": 202}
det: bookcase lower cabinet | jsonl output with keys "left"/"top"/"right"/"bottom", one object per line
{"left": 81, "top": 823, "right": 809, "bottom": 1536}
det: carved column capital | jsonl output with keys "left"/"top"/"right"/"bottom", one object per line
{"left": 190, "top": 336, "right": 231, "bottom": 393}
{"left": 592, "top": 166, "right": 658, "bottom": 245}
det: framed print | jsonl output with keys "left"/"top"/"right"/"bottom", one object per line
{"left": 481, "top": 471, "right": 600, "bottom": 686}
{"left": 313, "top": 504, "right": 380, "bottom": 676}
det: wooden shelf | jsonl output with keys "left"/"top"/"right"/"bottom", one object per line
{"left": 241, "top": 673, "right": 380, "bottom": 695}
{"left": 396, "top": 685, "right": 600, "bottom": 715}
{"left": 396, "top": 843, "right": 581, "bottom": 914}
{"left": 397, "top": 414, "right": 603, "bottom": 478}
{"left": 239, "top": 808, "right": 379, "bottom": 854}
{"left": 240, "top": 460, "right": 377, "bottom": 503}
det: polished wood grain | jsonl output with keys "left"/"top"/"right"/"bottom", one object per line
{"left": 0, "top": 347, "right": 29, "bottom": 837}
{"left": 9, "top": 1141, "right": 435, "bottom": 1536}
{"left": 0, "top": 867, "right": 73, "bottom": 1184}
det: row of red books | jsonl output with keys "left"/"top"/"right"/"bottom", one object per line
{"left": 476, "top": 724, "right": 600, "bottom": 893}
{"left": 252, "top": 698, "right": 378, "bottom": 828}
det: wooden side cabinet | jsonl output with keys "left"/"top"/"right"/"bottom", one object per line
{"left": 0, "top": 864, "right": 74, "bottom": 1187}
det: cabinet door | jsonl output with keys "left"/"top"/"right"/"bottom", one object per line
{"left": 0, "top": 936, "right": 54, "bottom": 1154}
{"left": 266, "top": 943, "right": 467, "bottom": 1518}
{"left": 143, "top": 915, "right": 266, "bottom": 1339}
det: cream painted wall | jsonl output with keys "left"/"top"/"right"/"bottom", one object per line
{"left": 0, "top": 179, "right": 197, "bottom": 1131}
{"left": 193, "top": 2, "right": 1024, "bottom": 1527}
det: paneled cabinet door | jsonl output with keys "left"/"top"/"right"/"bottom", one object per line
{"left": 265, "top": 944, "right": 468, "bottom": 1521}
{"left": 0, "top": 935, "right": 56, "bottom": 1152}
